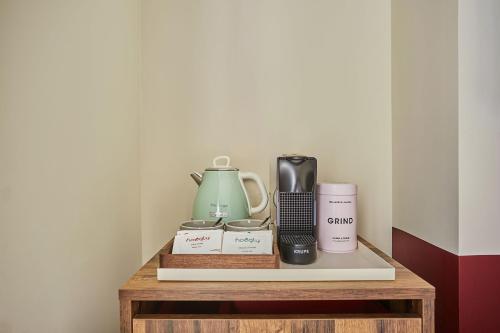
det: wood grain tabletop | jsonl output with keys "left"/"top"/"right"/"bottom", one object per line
{"left": 119, "top": 237, "right": 434, "bottom": 302}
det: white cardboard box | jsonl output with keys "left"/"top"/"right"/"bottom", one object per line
{"left": 221, "top": 230, "right": 273, "bottom": 254}
{"left": 172, "top": 229, "right": 223, "bottom": 254}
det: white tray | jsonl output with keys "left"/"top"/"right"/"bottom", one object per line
{"left": 157, "top": 241, "right": 395, "bottom": 281}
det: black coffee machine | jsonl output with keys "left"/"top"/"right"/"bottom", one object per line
{"left": 276, "top": 155, "right": 317, "bottom": 265}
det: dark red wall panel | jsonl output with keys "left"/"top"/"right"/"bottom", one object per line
{"left": 392, "top": 227, "right": 459, "bottom": 333}
{"left": 459, "top": 255, "right": 500, "bottom": 333}
{"left": 393, "top": 227, "right": 500, "bottom": 333}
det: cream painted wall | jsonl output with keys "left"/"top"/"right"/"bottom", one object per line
{"left": 0, "top": 1, "right": 141, "bottom": 332}
{"left": 141, "top": 0, "right": 392, "bottom": 260}
{"left": 459, "top": 0, "right": 500, "bottom": 255}
{"left": 392, "top": 0, "right": 459, "bottom": 254}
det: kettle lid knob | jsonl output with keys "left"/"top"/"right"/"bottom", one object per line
{"left": 213, "top": 155, "right": 231, "bottom": 168}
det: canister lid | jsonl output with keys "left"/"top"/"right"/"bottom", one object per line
{"left": 317, "top": 183, "right": 357, "bottom": 195}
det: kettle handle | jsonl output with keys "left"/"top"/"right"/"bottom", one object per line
{"left": 239, "top": 172, "right": 269, "bottom": 215}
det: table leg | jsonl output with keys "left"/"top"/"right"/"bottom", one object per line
{"left": 420, "top": 298, "right": 435, "bottom": 333}
{"left": 120, "top": 298, "right": 133, "bottom": 333}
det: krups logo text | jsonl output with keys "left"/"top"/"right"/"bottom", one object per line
{"left": 327, "top": 217, "right": 353, "bottom": 224}
{"left": 294, "top": 249, "right": 309, "bottom": 254}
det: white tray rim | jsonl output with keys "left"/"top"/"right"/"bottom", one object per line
{"left": 157, "top": 241, "right": 395, "bottom": 281}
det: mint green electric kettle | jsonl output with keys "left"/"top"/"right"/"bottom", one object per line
{"left": 190, "top": 156, "right": 268, "bottom": 222}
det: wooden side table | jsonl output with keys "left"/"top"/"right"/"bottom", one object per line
{"left": 119, "top": 238, "right": 434, "bottom": 333}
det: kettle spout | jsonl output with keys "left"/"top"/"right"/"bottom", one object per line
{"left": 190, "top": 172, "right": 203, "bottom": 186}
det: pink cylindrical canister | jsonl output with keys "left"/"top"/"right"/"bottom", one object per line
{"left": 316, "top": 183, "right": 357, "bottom": 253}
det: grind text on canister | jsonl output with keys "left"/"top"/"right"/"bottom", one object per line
{"left": 316, "top": 183, "right": 357, "bottom": 253}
